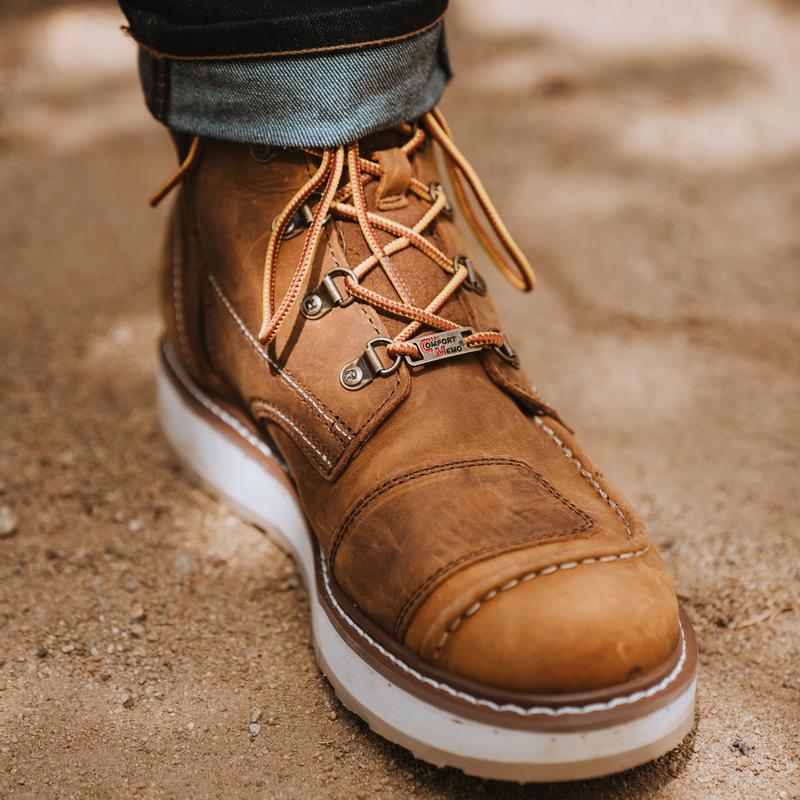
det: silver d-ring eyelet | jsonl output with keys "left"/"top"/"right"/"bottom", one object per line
{"left": 301, "top": 267, "right": 360, "bottom": 320}
{"left": 364, "top": 337, "right": 403, "bottom": 377}
{"left": 321, "top": 267, "right": 359, "bottom": 309}
{"left": 339, "top": 337, "right": 403, "bottom": 391}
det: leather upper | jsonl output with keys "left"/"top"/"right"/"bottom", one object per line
{"left": 160, "top": 132, "right": 681, "bottom": 694}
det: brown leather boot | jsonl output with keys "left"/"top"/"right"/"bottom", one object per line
{"left": 152, "top": 111, "right": 697, "bottom": 782}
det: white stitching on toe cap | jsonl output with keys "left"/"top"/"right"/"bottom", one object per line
{"left": 319, "top": 552, "right": 688, "bottom": 718}
{"left": 431, "top": 546, "right": 650, "bottom": 661}
{"left": 534, "top": 416, "right": 634, "bottom": 539}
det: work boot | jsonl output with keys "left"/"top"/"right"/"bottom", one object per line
{"left": 152, "top": 111, "right": 697, "bottom": 782}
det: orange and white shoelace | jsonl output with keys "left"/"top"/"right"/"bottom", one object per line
{"left": 150, "top": 108, "right": 536, "bottom": 366}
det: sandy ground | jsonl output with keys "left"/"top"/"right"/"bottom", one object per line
{"left": 1, "top": 1, "right": 798, "bottom": 797}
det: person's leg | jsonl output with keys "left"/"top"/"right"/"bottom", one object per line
{"left": 119, "top": 0, "right": 450, "bottom": 147}
{"left": 129, "top": 2, "right": 697, "bottom": 782}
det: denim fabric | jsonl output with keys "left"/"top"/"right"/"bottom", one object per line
{"left": 121, "top": 0, "right": 447, "bottom": 58}
{"left": 139, "top": 24, "right": 450, "bottom": 148}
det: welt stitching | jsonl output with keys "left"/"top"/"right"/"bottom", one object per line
{"left": 320, "top": 552, "right": 687, "bottom": 718}
{"left": 392, "top": 464, "right": 595, "bottom": 637}
{"left": 206, "top": 271, "right": 353, "bottom": 442}
{"left": 534, "top": 417, "right": 634, "bottom": 540}
{"left": 251, "top": 398, "right": 331, "bottom": 467}
{"left": 128, "top": 15, "right": 445, "bottom": 63}
{"left": 431, "top": 547, "right": 651, "bottom": 662}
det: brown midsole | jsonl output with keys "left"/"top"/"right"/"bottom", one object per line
{"left": 161, "top": 339, "right": 698, "bottom": 733}
{"left": 317, "top": 554, "right": 697, "bottom": 732}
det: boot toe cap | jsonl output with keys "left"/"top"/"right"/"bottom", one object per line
{"left": 407, "top": 547, "right": 680, "bottom": 694}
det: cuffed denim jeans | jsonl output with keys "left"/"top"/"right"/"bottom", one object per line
{"left": 119, "top": 1, "right": 451, "bottom": 148}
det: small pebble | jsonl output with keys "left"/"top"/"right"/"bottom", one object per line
{"left": 731, "top": 739, "right": 753, "bottom": 756}
{"left": 122, "top": 694, "right": 135, "bottom": 709}
{"left": 249, "top": 723, "right": 261, "bottom": 738}
{"left": 35, "top": 647, "right": 48, "bottom": 659}
{"left": 129, "top": 624, "right": 145, "bottom": 639}
{"left": 131, "top": 608, "right": 147, "bottom": 623}
{"left": 61, "top": 644, "right": 75, "bottom": 654}
{"left": 57, "top": 449, "right": 76, "bottom": 467}
{"left": 251, "top": 707, "right": 262, "bottom": 724}
{"left": 0, "top": 506, "right": 19, "bottom": 539}
{"left": 174, "top": 553, "right": 197, "bottom": 574}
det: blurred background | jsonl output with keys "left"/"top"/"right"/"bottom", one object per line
{"left": 1, "top": 1, "right": 798, "bottom": 798}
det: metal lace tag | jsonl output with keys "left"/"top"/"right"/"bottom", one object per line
{"left": 404, "top": 327, "right": 475, "bottom": 367}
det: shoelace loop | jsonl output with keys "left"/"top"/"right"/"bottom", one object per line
{"left": 149, "top": 109, "right": 537, "bottom": 367}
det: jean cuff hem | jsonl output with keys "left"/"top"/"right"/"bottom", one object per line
{"left": 139, "top": 23, "right": 450, "bottom": 148}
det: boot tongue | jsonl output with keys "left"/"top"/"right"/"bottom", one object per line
{"left": 338, "top": 133, "right": 472, "bottom": 341}
{"left": 373, "top": 148, "right": 412, "bottom": 211}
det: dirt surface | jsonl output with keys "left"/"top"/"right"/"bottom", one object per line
{"left": 1, "top": 1, "right": 798, "bottom": 798}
